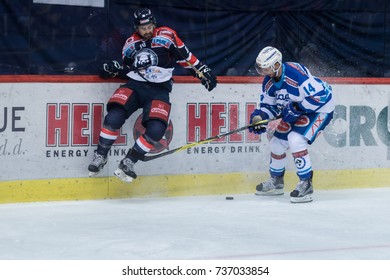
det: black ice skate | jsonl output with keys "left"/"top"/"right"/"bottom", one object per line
{"left": 114, "top": 158, "right": 137, "bottom": 183}
{"left": 255, "top": 175, "right": 284, "bottom": 195}
{"left": 290, "top": 173, "right": 313, "bottom": 203}
{"left": 88, "top": 152, "right": 107, "bottom": 177}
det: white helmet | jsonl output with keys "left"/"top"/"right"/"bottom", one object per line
{"left": 255, "top": 46, "right": 282, "bottom": 74}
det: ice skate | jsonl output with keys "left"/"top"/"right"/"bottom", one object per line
{"left": 114, "top": 158, "right": 137, "bottom": 183}
{"left": 255, "top": 176, "right": 284, "bottom": 195}
{"left": 290, "top": 174, "right": 313, "bottom": 203}
{"left": 88, "top": 152, "right": 107, "bottom": 177}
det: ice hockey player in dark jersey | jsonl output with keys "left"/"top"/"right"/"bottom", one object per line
{"left": 249, "top": 46, "right": 334, "bottom": 203}
{"left": 88, "top": 8, "right": 217, "bottom": 182}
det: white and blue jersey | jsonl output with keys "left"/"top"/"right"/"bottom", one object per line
{"left": 258, "top": 62, "right": 335, "bottom": 144}
{"left": 259, "top": 62, "right": 334, "bottom": 118}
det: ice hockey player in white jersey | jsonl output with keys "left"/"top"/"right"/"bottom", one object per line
{"left": 249, "top": 46, "right": 335, "bottom": 203}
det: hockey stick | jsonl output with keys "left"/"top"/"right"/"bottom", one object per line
{"left": 185, "top": 61, "right": 205, "bottom": 79}
{"left": 137, "top": 116, "right": 280, "bottom": 162}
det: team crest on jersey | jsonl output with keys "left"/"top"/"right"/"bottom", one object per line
{"left": 134, "top": 49, "right": 158, "bottom": 68}
{"left": 133, "top": 113, "right": 173, "bottom": 153}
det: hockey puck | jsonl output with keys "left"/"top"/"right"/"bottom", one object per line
{"left": 225, "top": 196, "right": 234, "bottom": 200}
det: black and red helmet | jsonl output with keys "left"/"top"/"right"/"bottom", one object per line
{"left": 133, "top": 8, "right": 156, "bottom": 27}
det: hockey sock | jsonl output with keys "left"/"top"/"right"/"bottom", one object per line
{"left": 269, "top": 152, "right": 287, "bottom": 177}
{"left": 126, "top": 145, "right": 144, "bottom": 163}
{"left": 269, "top": 136, "right": 288, "bottom": 177}
{"left": 96, "top": 127, "right": 119, "bottom": 156}
{"left": 288, "top": 131, "right": 313, "bottom": 180}
{"left": 127, "top": 134, "right": 157, "bottom": 163}
{"left": 292, "top": 149, "right": 313, "bottom": 180}
{"left": 96, "top": 106, "right": 127, "bottom": 156}
{"left": 145, "top": 119, "right": 167, "bottom": 141}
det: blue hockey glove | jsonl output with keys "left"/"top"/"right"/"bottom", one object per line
{"left": 99, "top": 60, "right": 123, "bottom": 78}
{"left": 249, "top": 109, "right": 267, "bottom": 134}
{"left": 194, "top": 64, "right": 217, "bottom": 92}
{"left": 282, "top": 102, "right": 303, "bottom": 123}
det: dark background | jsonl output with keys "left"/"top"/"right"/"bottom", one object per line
{"left": 1, "top": 0, "right": 389, "bottom": 77}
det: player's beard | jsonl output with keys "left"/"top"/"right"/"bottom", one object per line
{"left": 142, "top": 32, "right": 153, "bottom": 40}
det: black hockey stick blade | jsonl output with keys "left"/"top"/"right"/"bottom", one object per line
{"left": 138, "top": 116, "right": 280, "bottom": 162}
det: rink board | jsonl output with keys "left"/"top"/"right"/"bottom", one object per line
{"left": 0, "top": 76, "right": 389, "bottom": 203}
{"left": 1, "top": 169, "right": 389, "bottom": 203}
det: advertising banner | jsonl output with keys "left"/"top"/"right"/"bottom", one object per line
{"left": 0, "top": 79, "right": 389, "bottom": 202}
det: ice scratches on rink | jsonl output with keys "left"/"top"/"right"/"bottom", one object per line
{"left": 0, "top": 187, "right": 390, "bottom": 260}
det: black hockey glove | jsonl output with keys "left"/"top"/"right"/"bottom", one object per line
{"left": 99, "top": 60, "right": 123, "bottom": 78}
{"left": 194, "top": 64, "right": 217, "bottom": 92}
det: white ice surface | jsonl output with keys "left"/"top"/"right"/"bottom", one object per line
{"left": 0, "top": 187, "right": 390, "bottom": 260}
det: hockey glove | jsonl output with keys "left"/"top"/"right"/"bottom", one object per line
{"left": 282, "top": 102, "right": 303, "bottom": 123}
{"left": 249, "top": 109, "right": 267, "bottom": 134}
{"left": 195, "top": 64, "right": 217, "bottom": 92}
{"left": 99, "top": 60, "right": 123, "bottom": 78}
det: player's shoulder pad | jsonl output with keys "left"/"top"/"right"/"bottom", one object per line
{"left": 285, "top": 62, "right": 308, "bottom": 76}
{"left": 124, "top": 32, "right": 142, "bottom": 44}
{"left": 284, "top": 62, "right": 310, "bottom": 83}
{"left": 263, "top": 76, "right": 274, "bottom": 93}
{"left": 155, "top": 26, "right": 178, "bottom": 39}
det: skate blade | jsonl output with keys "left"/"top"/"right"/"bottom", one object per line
{"left": 89, "top": 171, "right": 100, "bottom": 177}
{"left": 114, "top": 169, "right": 134, "bottom": 183}
{"left": 290, "top": 194, "right": 313, "bottom": 203}
{"left": 255, "top": 189, "right": 284, "bottom": 196}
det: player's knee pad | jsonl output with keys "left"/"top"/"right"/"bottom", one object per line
{"left": 108, "top": 87, "right": 134, "bottom": 108}
{"left": 144, "top": 119, "right": 167, "bottom": 142}
{"left": 288, "top": 131, "right": 308, "bottom": 153}
{"left": 144, "top": 100, "right": 171, "bottom": 126}
{"left": 103, "top": 105, "right": 127, "bottom": 130}
{"left": 270, "top": 136, "right": 289, "bottom": 155}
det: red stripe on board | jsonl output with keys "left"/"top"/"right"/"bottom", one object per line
{"left": 1, "top": 75, "right": 390, "bottom": 84}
